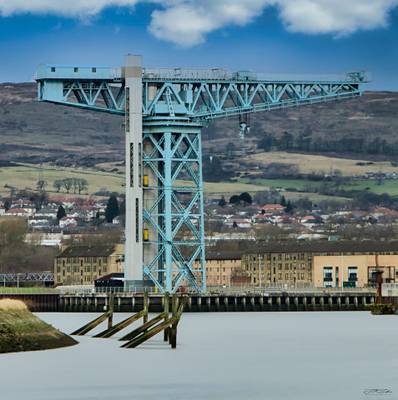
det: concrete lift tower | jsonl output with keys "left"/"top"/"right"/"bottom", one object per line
{"left": 36, "top": 56, "right": 368, "bottom": 293}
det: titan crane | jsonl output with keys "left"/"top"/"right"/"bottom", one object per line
{"left": 36, "top": 55, "right": 368, "bottom": 293}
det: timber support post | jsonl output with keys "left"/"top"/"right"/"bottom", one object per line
{"left": 163, "top": 292, "right": 170, "bottom": 342}
{"left": 108, "top": 294, "right": 114, "bottom": 330}
{"left": 143, "top": 290, "right": 149, "bottom": 324}
{"left": 169, "top": 294, "right": 179, "bottom": 349}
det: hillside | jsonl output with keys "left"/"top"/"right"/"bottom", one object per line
{"left": 204, "top": 91, "right": 398, "bottom": 158}
{"left": 0, "top": 83, "right": 122, "bottom": 167}
{"left": 0, "top": 82, "right": 397, "bottom": 169}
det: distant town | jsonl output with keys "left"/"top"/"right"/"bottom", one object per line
{"left": 1, "top": 181, "right": 398, "bottom": 291}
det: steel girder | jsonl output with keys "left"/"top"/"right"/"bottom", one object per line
{"left": 142, "top": 121, "right": 206, "bottom": 293}
{"left": 36, "top": 65, "right": 366, "bottom": 121}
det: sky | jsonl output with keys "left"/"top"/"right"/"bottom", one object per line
{"left": 0, "top": 0, "right": 397, "bottom": 90}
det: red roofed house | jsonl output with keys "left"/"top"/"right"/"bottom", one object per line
{"left": 260, "top": 204, "right": 285, "bottom": 214}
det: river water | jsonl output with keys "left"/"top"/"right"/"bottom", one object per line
{"left": 0, "top": 312, "right": 397, "bottom": 400}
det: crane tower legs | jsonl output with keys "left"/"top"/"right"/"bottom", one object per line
{"left": 123, "top": 56, "right": 206, "bottom": 292}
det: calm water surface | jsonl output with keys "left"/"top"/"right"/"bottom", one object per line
{"left": 0, "top": 312, "right": 397, "bottom": 400}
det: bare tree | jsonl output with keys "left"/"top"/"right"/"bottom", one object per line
{"left": 53, "top": 180, "right": 63, "bottom": 192}
{"left": 76, "top": 178, "right": 88, "bottom": 194}
{"left": 62, "top": 178, "right": 73, "bottom": 193}
{"left": 36, "top": 180, "right": 47, "bottom": 192}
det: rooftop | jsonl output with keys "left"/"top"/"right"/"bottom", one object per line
{"left": 57, "top": 245, "right": 119, "bottom": 258}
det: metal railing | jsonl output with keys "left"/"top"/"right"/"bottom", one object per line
{"left": 206, "top": 285, "right": 376, "bottom": 295}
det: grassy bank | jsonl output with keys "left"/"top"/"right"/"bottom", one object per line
{"left": 0, "top": 299, "right": 77, "bottom": 353}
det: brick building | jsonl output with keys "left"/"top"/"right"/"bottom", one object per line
{"left": 242, "top": 243, "right": 313, "bottom": 288}
{"left": 54, "top": 244, "right": 123, "bottom": 286}
{"left": 242, "top": 241, "right": 398, "bottom": 289}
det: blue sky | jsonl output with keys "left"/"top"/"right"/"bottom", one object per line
{"left": 0, "top": 1, "right": 397, "bottom": 90}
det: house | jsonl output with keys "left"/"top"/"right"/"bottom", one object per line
{"left": 35, "top": 207, "right": 58, "bottom": 219}
{"left": 224, "top": 217, "right": 252, "bottom": 229}
{"left": 4, "top": 208, "right": 32, "bottom": 217}
{"left": 300, "top": 215, "right": 323, "bottom": 228}
{"left": 59, "top": 216, "right": 78, "bottom": 228}
{"left": 260, "top": 204, "right": 285, "bottom": 214}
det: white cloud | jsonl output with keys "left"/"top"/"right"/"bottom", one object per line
{"left": 148, "top": 0, "right": 271, "bottom": 46}
{"left": 0, "top": 0, "right": 138, "bottom": 18}
{"left": 275, "top": 0, "right": 398, "bottom": 35}
{"left": 149, "top": 0, "right": 398, "bottom": 45}
{"left": 0, "top": 0, "right": 397, "bottom": 46}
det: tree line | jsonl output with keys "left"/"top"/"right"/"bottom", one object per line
{"left": 53, "top": 178, "right": 88, "bottom": 194}
{"left": 258, "top": 130, "right": 398, "bottom": 156}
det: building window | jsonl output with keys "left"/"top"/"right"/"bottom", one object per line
{"left": 130, "top": 144, "right": 134, "bottom": 187}
{"left": 92, "top": 67, "right": 97, "bottom": 73}
{"left": 138, "top": 143, "right": 142, "bottom": 188}
{"left": 346, "top": 267, "right": 358, "bottom": 288}
{"left": 135, "top": 198, "right": 139, "bottom": 242}
{"left": 323, "top": 266, "right": 333, "bottom": 288}
{"left": 74, "top": 67, "right": 79, "bottom": 72}
{"left": 51, "top": 67, "right": 56, "bottom": 72}
{"left": 125, "top": 87, "right": 130, "bottom": 130}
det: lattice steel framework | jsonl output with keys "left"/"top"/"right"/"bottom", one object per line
{"left": 143, "top": 121, "right": 205, "bottom": 292}
{"left": 36, "top": 60, "right": 368, "bottom": 293}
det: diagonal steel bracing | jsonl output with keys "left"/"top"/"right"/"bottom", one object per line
{"left": 143, "top": 121, "right": 205, "bottom": 293}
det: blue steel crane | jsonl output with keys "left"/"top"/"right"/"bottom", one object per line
{"left": 36, "top": 55, "right": 368, "bottom": 293}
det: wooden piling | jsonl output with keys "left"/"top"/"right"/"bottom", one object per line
{"left": 143, "top": 291, "right": 149, "bottom": 324}
{"left": 169, "top": 294, "right": 179, "bottom": 348}
{"left": 163, "top": 293, "right": 170, "bottom": 342}
{"left": 107, "top": 294, "right": 114, "bottom": 330}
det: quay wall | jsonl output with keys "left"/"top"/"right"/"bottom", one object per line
{"left": 0, "top": 292, "right": 377, "bottom": 312}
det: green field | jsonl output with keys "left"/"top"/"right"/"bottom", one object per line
{"left": 247, "top": 151, "right": 398, "bottom": 177}
{"left": 341, "top": 180, "right": 398, "bottom": 195}
{"left": 3, "top": 164, "right": 396, "bottom": 202}
{"left": 0, "top": 165, "right": 270, "bottom": 198}
{"left": 239, "top": 178, "right": 323, "bottom": 191}
{"left": 0, "top": 164, "right": 123, "bottom": 196}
